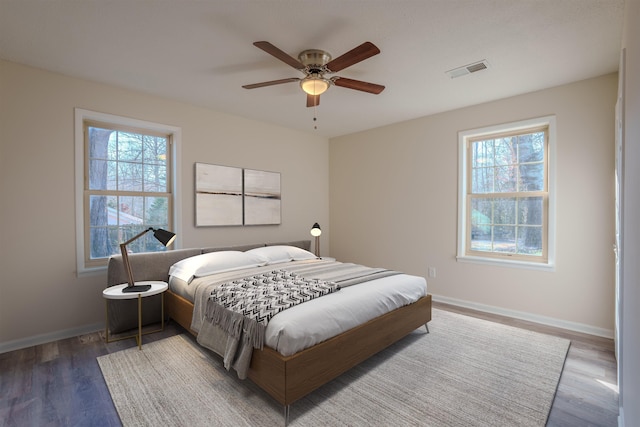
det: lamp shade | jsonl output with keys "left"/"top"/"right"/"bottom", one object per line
{"left": 153, "top": 228, "right": 176, "bottom": 247}
{"left": 310, "top": 223, "right": 322, "bottom": 237}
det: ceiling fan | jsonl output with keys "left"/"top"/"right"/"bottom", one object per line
{"left": 242, "top": 41, "right": 385, "bottom": 107}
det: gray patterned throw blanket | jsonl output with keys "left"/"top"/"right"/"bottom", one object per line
{"left": 204, "top": 270, "right": 339, "bottom": 350}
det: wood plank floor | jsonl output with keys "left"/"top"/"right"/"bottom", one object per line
{"left": 0, "top": 303, "right": 618, "bottom": 426}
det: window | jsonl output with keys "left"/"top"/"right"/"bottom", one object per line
{"left": 75, "top": 109, "right": 181, "bottom": 273}
{"left": 457, "top": 116, "right": 555, "bottom": 269}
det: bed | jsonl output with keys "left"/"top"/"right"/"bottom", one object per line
{"left": 106, "top": 240, "right": 432, "bottom": 422}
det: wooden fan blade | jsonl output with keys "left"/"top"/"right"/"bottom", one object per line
{"left": 325, "top": 42, "right": 381, "bottom": 72}
{"left": 306, "top": 94, "right": 320, "bottom": 107}
{"left": 254, "top": 41, "right": 306, "bottom": 70}
{"left": 242, "top": 78, "right": 299, "bottom": 89}
{"left": 333, "top": 77, "right": 385, "bottom": 94}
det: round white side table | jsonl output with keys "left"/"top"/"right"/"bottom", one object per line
{"left": 103, "top": 281, "right": 168, "bottom": 350}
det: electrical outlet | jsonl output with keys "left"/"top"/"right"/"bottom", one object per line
{"left": 428, "top": 267, "right": 436, "bottom": 278}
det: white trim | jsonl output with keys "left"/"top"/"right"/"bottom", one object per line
{"left": 457, "top": 115, "right": 557, "bottom": 271}
{"left": 456, "top": 254, "right": 555, "bottom": 271}
{"left": 74, "top": 108, "right": 182, "bottom": 276}
{"left": 432, "top": 294, "right": 614, "bottom": 339}
{"left": 0, "top": 322, "right": 103, "bottom": 354}
{"left": 171, "top": 129, "right": 183, "bottom": 248}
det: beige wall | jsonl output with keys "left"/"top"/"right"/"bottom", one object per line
{"left": 0, "top": 58, "right": 617, "bottom": 349}
{"left": 330, "top": 74, "right": 617, "bottom": 335}
{"left": 0, "top": 60, "right": 329, "bottom": 348}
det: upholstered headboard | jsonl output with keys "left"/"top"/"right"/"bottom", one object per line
{"left": 105, "top": 240, "right": 311, "bottom": 333}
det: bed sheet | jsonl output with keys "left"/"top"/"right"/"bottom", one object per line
{"left": 169, "top": 259, "right": 427, "bottom": 356}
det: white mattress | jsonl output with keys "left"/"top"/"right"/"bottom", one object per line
{"left": 169, "top": 260, "right": 427, "bottom": 356}
{"left": 264, "top": 273, "right": 426, "bottom": 356}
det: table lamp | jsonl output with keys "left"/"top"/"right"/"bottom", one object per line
{"left": 120, "top": 227, "right": 176, "bottom": 293}
{"left": 310, "top": 222, "right": 322, "bottom": 257}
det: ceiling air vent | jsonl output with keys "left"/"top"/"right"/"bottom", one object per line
{"left": 446, "top": 60, "right": 489, "bottom": 79}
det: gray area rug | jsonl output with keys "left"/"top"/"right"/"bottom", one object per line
{"left": 97, "top": 309, "right": 570, "bottom": 426}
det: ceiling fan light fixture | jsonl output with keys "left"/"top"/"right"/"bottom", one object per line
{"left": 244, "top": 41, "right": 384, "bottom": 106}
{"left": 300, "top": 75, "right": 330, "bottom": 96}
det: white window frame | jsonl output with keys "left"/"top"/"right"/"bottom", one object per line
{"left": 74, "top": 108, "right": 182, "bottom": 275}
{"left": 457, "top": 116, "right": 556, "bottom": 271}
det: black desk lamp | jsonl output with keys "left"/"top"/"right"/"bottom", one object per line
{"left": 120, "top": 227, "right": 176, "bottom": 293}
{"left": 310, "top": 223, "right": 322, "bottom": 257}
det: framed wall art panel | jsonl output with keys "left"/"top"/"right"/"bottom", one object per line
{"left": 243, "top": 168, "right": 281, "bottom": 225}
{"left": 195, "top": 163, "right": 243, "bottom": 226}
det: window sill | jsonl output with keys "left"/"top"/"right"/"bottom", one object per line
{"left": 456, "top": 255, "right": 555, "bottom": 272}
{"left": 77, "top": 264, "right": 107, "bottom": 278}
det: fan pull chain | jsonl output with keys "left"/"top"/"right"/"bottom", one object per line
{"left": 313, "top": 103, "right": 319, "bottom": 130}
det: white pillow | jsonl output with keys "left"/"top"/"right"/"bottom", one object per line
{"left": 245, "top": 245, "right": 317, "bottom": 265}
{"left": 169, "top": 251, "right": 268, "bottom": 283}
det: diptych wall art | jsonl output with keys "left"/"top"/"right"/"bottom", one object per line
{"left": 195, "top": 163, "right": 243, "bottom": 226}
{"left": 195, "top": 163, "right": 281, "bottom": 226}
{"left": 243, "top": 168, "right": 282, "bottom": 225}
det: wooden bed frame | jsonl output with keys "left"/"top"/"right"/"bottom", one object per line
{"left": 166, "top": 288, "right": 432, "bottom": 408}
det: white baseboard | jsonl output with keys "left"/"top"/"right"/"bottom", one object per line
{"left": 432, "top": 294, "right": 615, "bottom": 339}
{"left": 0, "top": 322, "right": 103, "bottom": 354}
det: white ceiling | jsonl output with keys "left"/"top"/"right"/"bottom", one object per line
{"left": 0, "top": 0, "right": 625, "bottom": 138}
